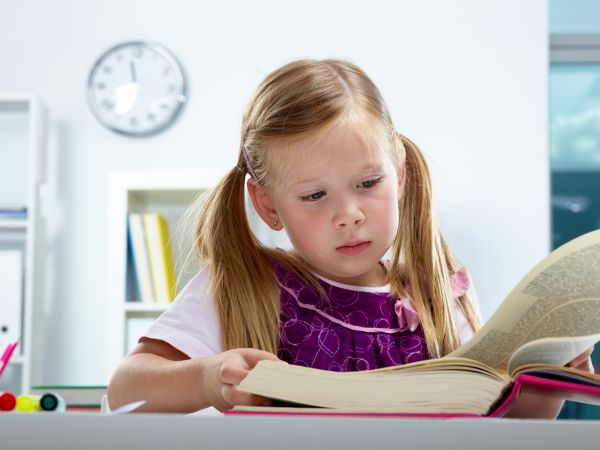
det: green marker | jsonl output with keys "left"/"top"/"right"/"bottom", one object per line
{"left": 40, "top": 393, "right": 66, "bottom": 412}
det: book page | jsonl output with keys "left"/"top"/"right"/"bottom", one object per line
{"left": 239, "top": 360, "right": 506, "bottom": 415}
{"left": 447, "top": 229, "right": 600, "bottom": 374}
{"left": 507, "top": 333, "right": 600, "bottom": 376}
{"left": 512, "top": 364, "right": 600, "bottom": 384}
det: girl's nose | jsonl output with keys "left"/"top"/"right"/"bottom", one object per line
{"left": 334, "top": 202, "right": 365, "bottom": 228}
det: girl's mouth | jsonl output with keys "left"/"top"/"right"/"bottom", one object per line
{"left": 336, "top": 241, "right": 370, "bottom": 256}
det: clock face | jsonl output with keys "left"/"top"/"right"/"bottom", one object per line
{"left": 86, "top": 41, "right": 186, "bottom": 136}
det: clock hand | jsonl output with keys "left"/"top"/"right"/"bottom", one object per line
{"left": 130, "top": 61, "right": 137, "bottom": 82}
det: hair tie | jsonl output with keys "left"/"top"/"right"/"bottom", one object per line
{"left": 242, "top": 146, "right": 257, "bottom": 179}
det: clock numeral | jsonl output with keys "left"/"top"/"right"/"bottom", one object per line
{"left": 116, "top": 53, "right": 123, "bottom": 62}
{"left": 167, "top": 84, "right": 177, "bottom": 93}
{"left": 101, "top": 99, "right": 114, "bottom": 110}
{"left": 133, "top": 47, "right": 143, "bottom": 58}
{"left": 130, "top": 117, "right": 138, "bottom": 126}
{"left": 163, "top": 67, "right": 171, "bottom": 76}
{"left": 147, "top": 113, "right": 156, "bottom": 121}
{"left": 102, "top": 65, "right": 112, "bottom": 74}
{"left": 96, "top": 82, "right": 106, "bottom": 90}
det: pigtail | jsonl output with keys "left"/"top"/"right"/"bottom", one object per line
{"left": 194, "top": 150, "right": 280, "bottom": 353}
{"left": 389, "top": 132, "right": 481, "bottom": 358}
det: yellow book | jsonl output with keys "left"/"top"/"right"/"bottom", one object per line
{"left": 142, "top": 212, "right": 176, "bottom": 303}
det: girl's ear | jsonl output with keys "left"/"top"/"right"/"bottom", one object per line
{"left": 247, "top": 179, "right": 282, "bottom": 231}
{"left": 397, "top": 160, "right": 407, "bottom": 198}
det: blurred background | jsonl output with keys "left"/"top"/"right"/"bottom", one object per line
{"left": 0, "top": 0, "right": 598, "bottom": 418}
{"left": 549, "top": 0, "right": 600, "bottom": 420}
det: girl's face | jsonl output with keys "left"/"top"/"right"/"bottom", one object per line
{"left": 250, "top": 122, "right": 403, "bottom": 287}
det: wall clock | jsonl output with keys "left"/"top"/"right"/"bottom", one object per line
{"left": 86, "top": 41, "right": 186, "bottom": 136}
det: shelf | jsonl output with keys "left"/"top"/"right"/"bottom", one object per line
{"left": 0, "top": 95, "right": 48, "bottom": 393}
{"left": 107, "top": 171, "right": 218, "bottom": 371}
{"left": 124, "top": 303, "right": 169, "bottom": 313}
{"left": 0, "top": 219, "right": 28, "bottom": 230}
{"left": 9, "top": 355, "right": 25, "bottom": 364}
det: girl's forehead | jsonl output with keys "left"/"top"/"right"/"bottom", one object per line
{"left": 269, "top": 122, "right": 392, "bottom": 184}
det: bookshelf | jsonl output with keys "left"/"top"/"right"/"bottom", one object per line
{"left": 106, "top": 170, "right": 221, "bottom": 373}
{"left": 106, "top": 169, "right": 292, "bottom": 373}
{"left": 0, "top": 95, "right": 48, "bottom": 394}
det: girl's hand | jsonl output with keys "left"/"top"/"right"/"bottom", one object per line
{"left": 201, "top": 348, "right": 282, "bottom": 411}
{"left": 567, "top": 346, "right": 595, "bottom": 373}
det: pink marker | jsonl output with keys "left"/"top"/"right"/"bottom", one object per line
{"left": 0, "top": 340, "right": 19, "bottom": 379}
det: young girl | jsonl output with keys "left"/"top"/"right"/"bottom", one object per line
{"left": 108, "top": 59, "right": 593, "bottom": 416}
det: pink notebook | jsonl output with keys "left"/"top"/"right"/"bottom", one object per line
{"left": 225, "top": 371, "right": 600, "bottom": 418}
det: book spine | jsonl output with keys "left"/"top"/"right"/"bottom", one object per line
{"left": 128, "top": 213, "right": 155, "bottom": 303}
{"left": 157, "top": 214, "right": 176, "bottom": 302}
{"left": 143, "top": 213, "right": 165, "bottom": 303}
{"left": 143, "top": 213, "right": 176, "bottom": 303}
{"left": 126, "top": 216, "right": 142, "bottom": 302}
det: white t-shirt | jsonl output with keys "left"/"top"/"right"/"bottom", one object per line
{"left": 141, "top": 265, "right": 479, "bottom": 359}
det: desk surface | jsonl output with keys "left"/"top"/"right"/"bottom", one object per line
{"left": 1, "top": 413, "right": 599, "bottom": 450}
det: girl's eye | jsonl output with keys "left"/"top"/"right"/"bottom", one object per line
{"left": 359, "top": 178, "right": 382, "bottom": 189}
{"left": 300, "top": 191, "right": 326, "bottom": 202}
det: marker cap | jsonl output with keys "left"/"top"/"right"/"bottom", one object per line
{"left": 16, "top": 394, "right": 41, "bottom": 412}
{"left": 0, "top": 392, "right": 17, "bottom": 411}
{"left": 40, "top": 393, "right": 65, "bottom": 412}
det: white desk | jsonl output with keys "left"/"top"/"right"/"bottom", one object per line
{"left": 1, "top": 413, "right": 599, "bottom": 450}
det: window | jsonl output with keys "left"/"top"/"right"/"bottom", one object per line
{"left": 550, "top": 34, "right": 600, "bottom": 420}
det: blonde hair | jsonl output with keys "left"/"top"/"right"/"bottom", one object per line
{"left": 194, "top": 59, "right": 481, "bottom": 358}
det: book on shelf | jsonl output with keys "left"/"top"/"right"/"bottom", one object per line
{"left": 142, "top": 212, "right": 176, "bottom": 304}
{"left": 30, "top": 385, "right": 107, "bottom": 409}
{"left": 0, "top": 205, "right": 27, "bottom": 220}
{"left": 231, "top": 229, "right": 600, "bottom": 418}
{"left": 127, "top": 213, "right": 155, "bottom": 304}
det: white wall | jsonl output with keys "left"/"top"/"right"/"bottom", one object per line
{"left": 0, "top": 0, "right": 548, "bottom": 384}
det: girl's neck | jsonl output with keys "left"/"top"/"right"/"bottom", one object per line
{"left": 313, "top": 261, "right": 389, "bottom": 288}
{"left": 288, "top": 252, "right": 388, "bottom": 287}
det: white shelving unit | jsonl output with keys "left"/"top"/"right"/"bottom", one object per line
{"left": 0, "top": 95, "right": 48, "bottom": 394}
{"left": 105, "top": 169, "right": 291, "bottom": 374}
{"left": 106, "top": 170, "right": 223, "bottom": 373}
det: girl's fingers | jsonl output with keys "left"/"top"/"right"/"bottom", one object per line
{"left": 237, "top": 348, "right": 282, "bottom": 367}
{"left": 568, "top": 347, "right": 595, "bottom": 368}
{"left": 219, "top": 360, "right": 250, "bottom": 385}
{"left": 583, "top": 358, "right": 595, "bottom": 374}
{"left": 572, "top": 356, "right": 594, "bottom": 372}
{"left": 221, "top": 383, "right": 273, "bottom": 408}
{"left": 216, "top": 349, "right": 284, "bottom": 408}
{"left": 219, "top": 349, "right": 281, "bottom": 385}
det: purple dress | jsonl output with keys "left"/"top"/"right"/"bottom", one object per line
{"left": 275, "top": 265, "right": 429, "bottom": 372}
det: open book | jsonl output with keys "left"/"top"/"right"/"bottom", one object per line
{"left": 232, "top": 229, "right": 600, "bottom": 417}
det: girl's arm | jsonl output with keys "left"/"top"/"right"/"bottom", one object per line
{"left": 501, "top": 390, "right": 565, "bottom": 419}
{"left": 108, "top": 338, "right": 279, "bottom": 413}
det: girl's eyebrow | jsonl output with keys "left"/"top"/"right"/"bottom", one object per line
{"left": 288, "top": 163, "right": 384, "bottom": 188}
